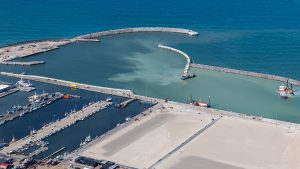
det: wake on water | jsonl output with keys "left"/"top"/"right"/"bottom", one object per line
{"left": 294, "top": 90, "right": 300, "bottom": 97}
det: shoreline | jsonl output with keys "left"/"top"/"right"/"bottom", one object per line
{"left": 1, "top": 71, "right": 299, "bottom": 128}
{"left": 0, "top": 27, "right": 299, "bottom": 86}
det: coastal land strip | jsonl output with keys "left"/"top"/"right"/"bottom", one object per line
{"left": 1, "top": 26, "right": 298, "bottom": 88}
{"left": 1, "top": 72, "right": 300, "bottom": 169}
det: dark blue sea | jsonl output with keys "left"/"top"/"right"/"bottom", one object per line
{"left": 0, "top": 0, "right": 299, "bottom": 80}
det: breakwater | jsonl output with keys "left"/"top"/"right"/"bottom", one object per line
{"left": 0, "top": 72, "right": 163, "bottom": 103}
{"left": 0, "top": 72, "right": 134, "bottom": 97}
{"left": 76, "top": 27, "right": 199, "bottom": 39}
{"left": 190, "top": 63, "right": 300, "bottom": 87}
{"left": 158, "top": 44, "right": 194, "bottom": 79}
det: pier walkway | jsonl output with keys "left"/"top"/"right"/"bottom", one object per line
{"left": 1, "top": 101, "right": 112, "bottom": 155}
{"left": 191, "top": 63, "right": 300, "bottom": 87}
{"left": 0, "top": 72, "right": 134, "bottom": 98}
{"left": 0, "top": 72, "right": 163, "bottom": 103}
{"left": 0, "top": 92, "right": 63, "bottom": 126}
{"left": 116, "top": 98, "right": 137, "bottom": 108}
{"left": 76, "top": 27, "right": 199, "bottom": 39}
{"left": 158, "top": 44, "right": 194, "bottom": 79}
{"left": 0, "top": 88, "right": 19, "bottom": 98}
{"left": 0, "top": 61, "right": 45, "bottom": 66}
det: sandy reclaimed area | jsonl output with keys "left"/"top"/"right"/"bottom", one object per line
{"left": 79, "top": 103, "right": 215, "bottom": 169}
{"left": 157, "top": 116, "right": 300, "bottom": 169}
{"left": 0, "top": 40, "right": 70, "bottom": 61}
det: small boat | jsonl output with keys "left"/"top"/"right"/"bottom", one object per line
{"left": 278, "top": 80, "right": 294, "bottom": 99}
{"left": 63, "top": 95, "right": 70, "bottom": 99}
{"left": 30, "top": 129, "right": 37, "bottom": 135}
{"left": 106, "top": 97, "right": 112, "bottom": 102}
{"left": 191, "top": 97, "right": 211, "bottom": 108}
{"left": 125, "top": 117, "right": 131, "bottom": 122}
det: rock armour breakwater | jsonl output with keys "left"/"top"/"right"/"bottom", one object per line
{"left": 76, "top": 27, "right": 199, "bottom": 39}
{"left": 191, "top": 63, "right": 300, "bottom": 87}
{"left": 158, "top": 44, "right": 191, "bottom": 77}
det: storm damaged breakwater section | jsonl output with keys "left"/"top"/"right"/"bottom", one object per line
{"left": 191, "top": 63, "right": 300, "bottom": 87}
{"left": 76, "top": 27, "right": 199, "bottom": 39}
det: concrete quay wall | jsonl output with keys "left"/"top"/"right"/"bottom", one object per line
{"left": 0, "top": 72, "right": 134, "bottom": 98}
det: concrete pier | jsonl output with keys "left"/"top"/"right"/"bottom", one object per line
{"left": 116, "top": 98, "right": 137, "bottom": 108}
{"left": 158, "top": 44, "right": 194, "bottom": 79}
{"left": 0, "top": 72, "right": 134, "bottom": 98}
{"left": 0, "top": 61, "right": 45, "bottom": 66}
{"left": 191, "top": 63, "right": 300, "bottom": 87}
{"left": 1, "top": 101, "right": 112, "bottom": 155}
{"left": 0, "top": 87, "right": 19, "bottom": 98}
{"left": 0, "top": 72, "right": 163, "bottom": 103}
{"left": 76, "top": 27, "right": 199, "bottom": 39}
{"left": 0, "top": 92, "right": 63, "bottom": 126}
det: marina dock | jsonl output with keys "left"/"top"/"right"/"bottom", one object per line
{"left": 0, "top": 61, "right": 45, "bottom": 66}
{"left": 0, "top": 92, "right": 64, "bottom": 126}
{"left": 0, "top": 87, "right": 19, "bottom": 98}
{"left": 116, "top": 98, "right": 137, "bottom": 108}
{"left": 1, "top": 101, "right": 112, "bottom": 155}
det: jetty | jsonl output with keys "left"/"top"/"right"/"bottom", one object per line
{"left": 42, "top": 147, "right": 66, "bottom": 160}
{"left": 76, "top": 27, "right": 199, "bottom": 39}
{"left": 158, "top": 44, "right": 195, "bottom": 80}
{"left": 1, "top": 101, "right": 112, "bottom": 155}
{"left": 0, "top": 27, "right": 198, "bottom": 66}
{"left": 0, "top": 72, "right": 163, "bottom": 103}
{"left": 190, "top": 63, "right": 300, "bottom": 87}
{"left": 116, "top": 98, "right": 137, "bottom": 108}
{"left": 0, "top": 61, "right": 45, "bottom": 66}
{"left": 0, "top": 92, "right": 64, "bottom": 126}
{"left": 0, "top": 87, "right": 19, "bottom": 98}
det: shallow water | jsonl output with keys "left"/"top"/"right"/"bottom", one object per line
{"left": 1, "top": 33, "right": 299, "bottom": 123}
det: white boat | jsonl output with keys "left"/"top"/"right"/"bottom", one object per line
{"left": 30, "top": 129, "right": 37, "bottom": 135}
{"left": 106, "top": 97, "right": 112, "bottom": 102}
{"left": 125, "top": 117, "right": 131, "bottom": 122}
{"left": 16, "top": 78, "right": 32, "bottom": 87}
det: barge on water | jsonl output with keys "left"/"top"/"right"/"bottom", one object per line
{"left": 0, "top": 92, "right": 64, "bottom": 126}
{"left": 278, "top": 80, "right": 295, "bottom": 99}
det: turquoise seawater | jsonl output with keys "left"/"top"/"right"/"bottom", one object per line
{"left": 0, "top": 0, "right": 300, "bottom": 80}
{"left": 1, "top": 33, "right": 299, "bottom": 123}
{"left": 0, "top": 1, "right": 300, "bottom": 123}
